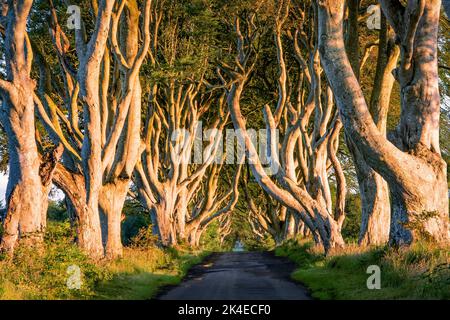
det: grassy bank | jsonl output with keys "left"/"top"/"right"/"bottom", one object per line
{"left": 275, "top": 239, "right": 449, "bottom": 300}
{"left": 0, "top": 222, "right": 207, "bottom": 300}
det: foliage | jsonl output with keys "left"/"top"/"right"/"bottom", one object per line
{"left": 274, "top": 239, "right": 323, "bottom": 268}
{"left": 341, "top": 193, "right": 362, "bottom": 242}
{"left": 47, "top": 200, "right": 69, "bottom": 221}
{"left": 94, "top": 246, "right": 207, "bottom": 300}
{"left": 129, "top": 225, "right": 159, "bottom": 248}
{"left": 0, "top": 221, "right": 109, "bottom": 299}
{"left": 198, "top": 220, "right": 230, "bottom": 252}
{"left": 229, "top": 201, "right": 275, "bottom": 251}
{"left": 142, "top": 0, "right": 221, "bottom": 83}
{"left": 121, "top": 199, "right": 152, "bottom": 246}
{"left": 0, "top": 126, "right": 8, "bottom": 174}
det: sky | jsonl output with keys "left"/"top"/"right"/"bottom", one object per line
{"left": 0, "top": 173, "right": 63, "bottom": 206}
{"left": 0, "top": 173, "right": 7, "bottom": 204}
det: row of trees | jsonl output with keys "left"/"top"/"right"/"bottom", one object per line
{"left": 0, "top": 0, "right": 448, "bottom": 259}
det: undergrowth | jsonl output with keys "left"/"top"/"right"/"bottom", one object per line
{"left": 275, "top": 238, "right": 449, "bottom": 300}
{"left": 0, "top": 222, "right": 206, "bottom": 300}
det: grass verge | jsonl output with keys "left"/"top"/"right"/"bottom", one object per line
{"left": 275, "top": 239, "right": 449, "bottom": 300}
{"left": 0, "top": 221, "right": 208, "bottom": 300}
{"left": 94, "top": 246, "right": 208, "bottom": 300}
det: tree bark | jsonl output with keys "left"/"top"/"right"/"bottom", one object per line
{"left": 0, "top": 1, "right": 60, "bottom": 254}
{"left": 343, "top": 2, "right": 394, "bottom": 246}
{"left": 53, "top": 165, "right": 104, "bottom": 258}
{"left": 318, "top": 0, "right": 449, "bottom": 246}
{"left": 153, "top": 196, "right": 178, "bottom": 246}
{"left": 99, "top": 181, "right": 129, "bottom": 259}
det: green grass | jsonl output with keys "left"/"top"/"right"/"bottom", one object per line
{"left": 94, "top": 247, "right": 208, "bottom": 300}
{"left": 275, "top": 239, "right": 450, "bottom": 300}
{"left": 0, "top": 221, "right": 208, "bottom": 300}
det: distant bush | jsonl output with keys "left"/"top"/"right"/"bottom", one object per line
{"left": 275, "top": 239, "right": 323, "bottom": 268}
{"left": 47, "top": 200, "right": 69, "bottom": 221}
{"left": 129, "top": 225, "right": 159, "bottom": 248}
{"left": 341, "top": 193, "right": 362, "bottom": 242}
{"left": 120, "top": 199, "right": 152, "bottom": 246}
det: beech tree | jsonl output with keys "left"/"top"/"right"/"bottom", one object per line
{"left": 242, "top": 166, "right": 300, "bottom": 244}
{"left": 185, "top": 163, "right": 242, "bottom": 247}
{"left": 0, "top": 0, "right": 63, "bottom": 254}
{"left": 343, "top": 3, "right": 400, "bottom": 245}
{"left": 133, "top": 0, "right": 243, "bottom": 246}
{"left": 33, "top": 0, "right": 151, "bottom": 259}
{"left": 318, "top": 0, "right": 449, "bottom": 245}
{"left": 219, "top": 1, "right": 347, "bottom": 252}
{"left": 133, "top": 81, "right": 226, "bottom": 245}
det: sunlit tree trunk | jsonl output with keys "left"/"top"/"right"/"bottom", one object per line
{"left": 134, "top": 84, "right": 225, "bottom": 247}
{"left": 99, "top": 0, "right": 150, "bottom": 259}
{"left": 38, "top": 0, "right": 151, "bottom": 259}
{"left": 53, "top": 164, "right": 103, "bottom": 258}
{"left": 185, "top": 164, "right": 242, "bottom": 247}
{"left": 358, "top": 15, "right": 399, "bottom": 245}
{"left": 318, "top": 0, "right": 449, "bottom": 246}
{"left": 0, "top": 1, "right": 61, "bottom": 254}
{"left": 344, "top": 6, "right": 396, "bottom": 246}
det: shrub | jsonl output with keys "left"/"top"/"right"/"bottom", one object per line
{"left": 129, "top": 225, "right": 159, "bottom": 249}
{"left": 0, "top": 222, "right": 109, "bottom": 299}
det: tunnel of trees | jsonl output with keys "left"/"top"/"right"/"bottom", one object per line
{"left": 0, "top": 0, "right": 448, "bottom": 261}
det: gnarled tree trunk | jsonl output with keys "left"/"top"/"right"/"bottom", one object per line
{"left": 318, "top": 0, "right": 449, "bottom": 246}
{"left": 0, "top": 1, "right": 60, "bottom": 254}
{"left": 53, "top": 164, "right": 104, "bottom": 258}
{"left": 344, "top": 3, "right": 397, "bottom": 246}
{"left": 99, "top": 181, "right": 129, "bottom": 259}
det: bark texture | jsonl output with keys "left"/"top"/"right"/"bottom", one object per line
{"left": 344, "top": 7, "right": 397, "bottom": 246}
{"left": 0, "top": 0, "right": 61, "bottom": 254}
{"left": 318, "top": 0, "right": 449, "bottom": 246}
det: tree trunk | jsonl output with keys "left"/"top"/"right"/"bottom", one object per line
{"left": 176, "top": 187, "right": 188, "bottom": 240}
{"left": 283, "top": 211, "right": 296, "bottom": 240}
{"left": 344, "top": 2, "right": 393, "bottom": 246}
{"left": 227, "top": 77, "right": 344, "bottom": 252}
{"left": 151, "top": 200, "right": 177, "bottom": 246}
{"left": 99, "top": 181, "right": 129, "bottom": 259}
{"left": 78, "top": 203, "right": 105, "bottom": 259}
{"left": 0, "top": 0, "right": 50, "bottom": 254}
{"left": 1, "top": 136, "right": 45, "bottom": 252}
{"left": 97, "top": 0, "right": 145, "bottom": 259}
{"left": 356, "top": 156, "right": 391, "bottom": 245}
{"left": 187, "top": 225, "right": 200, "bottom": 247}
{"left": 318, "top": 0, "right": 449, "bottom": 246}
{"left": 194, "top": 227, "right": 204, "bottom": 247}
{"left": 387, "top": 1, "right": 448, "bottom": 244}
{"left": 53, "top": 165, "right": 104, "bottom": 259}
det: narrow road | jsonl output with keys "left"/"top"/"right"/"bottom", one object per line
{"left": 156, "top": 252, "right": 311, "bottom": 300}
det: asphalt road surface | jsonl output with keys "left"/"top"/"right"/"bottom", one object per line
{"left": 156, "top": 251, "right": 311, "bottom": 300}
